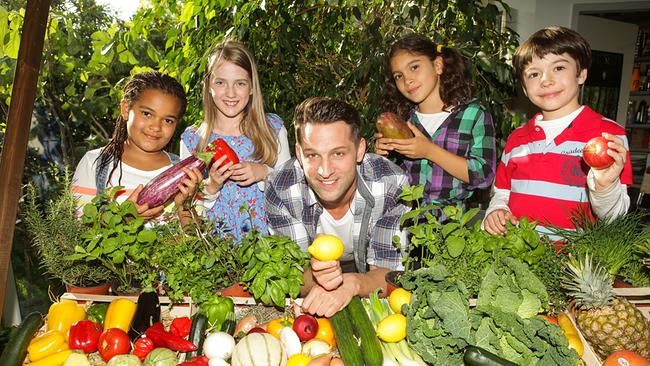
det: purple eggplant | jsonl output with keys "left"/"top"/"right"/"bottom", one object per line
{"left": 136, "top": 152, "right": 212, "bottom": 207}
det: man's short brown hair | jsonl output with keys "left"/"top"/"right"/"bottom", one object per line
{"left": 294, "top": 97, "right": 361, "bottom": 145}
{"left": 513, "top": 26, "right": 592, "bottom": 85}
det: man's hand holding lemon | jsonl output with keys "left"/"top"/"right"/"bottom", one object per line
{"left": 307, "top": 235, "right": 345, "bottom": 291}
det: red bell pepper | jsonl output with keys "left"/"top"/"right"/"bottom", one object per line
{"left": 145, "top": 322, "right": 197, "bottom": 352}
{"left": 68, "top": 320, "right": 102, "bottom": 353}
{"left": 178, "top": 355, "right": 209, "bottom": 366}
{"left": 170, "top": 316, "right": 192, "bottom": 338}
{"left": 206, "top": 138, "right": 239, "bottom": 168}
{"left": 132, "top": 337, "right": 155, "bottom": 361}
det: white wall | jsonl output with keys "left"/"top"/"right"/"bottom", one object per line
{"left": 578, "top": 15, "right": 638, "bottom": 124}
{"left": 506, "top": 0, "right": 650, "bottom": 41}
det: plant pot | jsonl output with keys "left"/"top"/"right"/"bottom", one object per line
{"left": 65, "top": 282, "right": 111, "bottom": 295}
{"left": 385, "top": 270, "right": 404, "bottom": 296}
{"left": 219, "top": 282, "right": 252, "bottom": 297}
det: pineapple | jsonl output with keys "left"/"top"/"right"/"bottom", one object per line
{"left": 562, "top": 254, "right": 650, "bottom": 359}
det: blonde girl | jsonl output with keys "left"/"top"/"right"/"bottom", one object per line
{"left": 180, "top": 40, "right": 290, "bottom": 241}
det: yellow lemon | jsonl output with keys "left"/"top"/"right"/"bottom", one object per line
{"left": 286, "top": 353, "right": 311, "bottom": 366}
{"left": 376, "top": 314, "right": 407, "bottom": 343}
{"left": 307, "top": 235, "right": 344, "bottom": 261}
{"left": 388, "top": 288, "right": 412, "bottom": 314}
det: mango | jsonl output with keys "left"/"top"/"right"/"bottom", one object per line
{"left": 376, "top": 112, "right": 414, "bottom": 139}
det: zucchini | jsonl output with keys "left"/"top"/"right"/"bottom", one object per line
{"left": 330, "top": 307, "right": 363, "bottom": 366}
{"left": 221, "top": 311, "right": 236, "bottom": 335}
{"left": 129, "top": 291, "right": 161, "bottom": 341}
{"left": 0, "top": 312, "right": 43, "bottom": 366}
{"left": 185, "top": 312, "right": 208, "bottom": 359}
{"left": 347, "top": 296, "right": 383, "bottom": 366}
{"left": 463, "top": 345, "right": 518, "bottom": 366}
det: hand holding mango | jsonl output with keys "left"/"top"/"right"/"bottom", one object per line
{"left": 376, "top": 112, "right": 414, "bottom": 139}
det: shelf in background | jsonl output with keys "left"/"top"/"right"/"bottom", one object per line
{"left": 635, "top": 56, "right": 650, "bottom": 63}
{"left": 627, "top": 123, "right": 650, "bottom": 129}
{"left": 630, "top": 147, "right": 650, "bottom": 153}
{"left": 630, "top": 91, "right": 650, "bottom": 96}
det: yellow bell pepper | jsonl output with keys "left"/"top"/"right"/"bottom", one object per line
{"left": 27, "top": 330, "right": 67, "bottom": 362}
{"left": 26, "top": 349, "right": 73, "bottom": 366}
{"left": 47, "top": 300, "right": 85, "bottom": 341}
{"left": 104, "top": 298, "right": 137, "bottom": 332}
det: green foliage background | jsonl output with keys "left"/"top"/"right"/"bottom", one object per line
{"left": 0, "top": 0, "right": 521, "bottom": 313}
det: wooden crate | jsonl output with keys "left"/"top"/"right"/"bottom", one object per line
{"left": 572, "top": 287, "right": 650, "bottom": 366}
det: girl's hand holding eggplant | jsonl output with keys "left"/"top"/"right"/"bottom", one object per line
{"left": 128, "top": 185, "right": 165, "bottom": 220}
{"left": 173, "top": 167, "right": 203, "bottom": 206}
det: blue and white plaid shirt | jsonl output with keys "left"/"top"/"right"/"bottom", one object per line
{"left": 265, "top": 154, "right": 410, "bottom": 272}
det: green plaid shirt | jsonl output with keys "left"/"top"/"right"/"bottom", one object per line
{"left": 400, "top": 100, "right": 496, "bottom": 207}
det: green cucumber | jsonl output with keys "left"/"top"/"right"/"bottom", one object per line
{"left": 330, "top": 307, "right": 363, "bottom": 366}
{"left": 463, "top": 346, "right": 518, "bottom": 366}
{"left": 346, "top": 296, "right": 383, "bottom": 366}
{"left": 0, "top": 312, "right": 44, "bottom": 366}
{"left": 185, "top": 312, "right": 208, "bottom": 359}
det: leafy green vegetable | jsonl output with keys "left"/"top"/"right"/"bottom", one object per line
{"left": 476, "top": 256, "right": 548, "bottom": 319}
{"left": 402, "top": 258, "right": 579, "bottom": 366}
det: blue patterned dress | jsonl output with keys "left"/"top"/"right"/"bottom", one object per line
{"left": 181, "top": 114, "right": 284, "bottom": 242}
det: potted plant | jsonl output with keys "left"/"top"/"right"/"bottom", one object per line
{"left": 67, "top": 186, "right": 158, "bottom": 293}
{"left": 23, "top": 172, "right": 111, "bottom": 293}
{"left": 236, "top": 206, "right": 310, "bottom": 308}
{"left": 138, "top": 213, "right": 242, "bottom": 304}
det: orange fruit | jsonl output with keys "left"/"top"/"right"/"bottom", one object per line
{"left": 266, "top": 317, "right": 294, "bottom": 339}
{"left": 314, "top": 317, "right": 336, "bottom": 347}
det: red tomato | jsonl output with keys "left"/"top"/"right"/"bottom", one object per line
{"left": 603, "top": 350, "right": 650, "bottom": 366}
{"left": 583, "top": 136, "right": 614, "bottom": 169}
{"left": 98, "top": 328, "right": 131, "bottom": 362}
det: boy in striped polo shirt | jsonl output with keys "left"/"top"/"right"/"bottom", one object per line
{"left": 483, "top": 26, "right": 632, "bottom": 237}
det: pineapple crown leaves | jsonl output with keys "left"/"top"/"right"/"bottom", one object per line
{"left": 561, "top": 253, "right": 615, "bottom": 309}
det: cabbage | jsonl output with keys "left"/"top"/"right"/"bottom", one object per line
{"left": 107, "top": 354, "right": 142, "bottom": 366}
{"left": 144, "top": 348, "right": 177, "bottom": 366}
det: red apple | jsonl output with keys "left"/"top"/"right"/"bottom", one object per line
{"left": 292, "top": 314, "right": 319, "bottom": 341}
{"left": 583, "top": 136, "right": 614, "bottom": 169}
{"left": 247, "top": 327, "right": 267, "bottom": 334}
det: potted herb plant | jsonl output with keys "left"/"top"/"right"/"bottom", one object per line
{"left": 23, "top": 172, "right": 111, "bottom": 293}
{"left": 138, "top": 214, "right": 242, "bottom": 304}
{"left": 236, "top": 224, "right": 310, "bottom": 308}
{"left": 67, "top": 186, "right": 158, "bottom": 293}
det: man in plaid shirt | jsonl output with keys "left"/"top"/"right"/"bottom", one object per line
{"left": 265, "top": 97, "right": 410, "bottom": 317}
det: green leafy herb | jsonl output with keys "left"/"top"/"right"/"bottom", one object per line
{"left": 237, "top": 228, "right": 309, "bottom": 308}
{"left": 67, "top": 186, "right": 157, "bottom": 292}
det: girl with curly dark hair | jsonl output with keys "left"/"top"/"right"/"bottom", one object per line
{"left": 375, "top": 33, "right": 497, "bottom": 209}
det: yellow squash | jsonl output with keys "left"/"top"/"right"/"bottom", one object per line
{"left": 27, "top": 330, "right": 67, "bottom": 362}
{"left": 104, "top": 298, "right": 137, "bottom": 332}
{"left": 26, "top": 349, "right": 73, "bottom": 366}
{"left": 47, "top": 300, "right": 85, "bottom": 341}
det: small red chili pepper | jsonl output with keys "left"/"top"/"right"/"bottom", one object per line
{"left": 145, "top": 322, "right": 197, "bottom": 352}
{"left": 132, "top": 337, "right": 155, "bottom": 361}
{"left": 68, "top": 320, "right": 102, "bottom": 353}
{"left": 178, "top": 355, "right": 209, "bottom": 366}
{"left": 206, "top": 138, "right": 239, "bottom": 168}
{"left": 170, "top": 316, "right": 192, "bottom": 338}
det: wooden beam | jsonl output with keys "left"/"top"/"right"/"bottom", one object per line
{"left": 0, "top": 0, "right": 51, "bottom": 318}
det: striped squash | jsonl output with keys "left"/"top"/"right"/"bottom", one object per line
{"left": 231, "top": 333, "right": 287, "bottom": 366}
